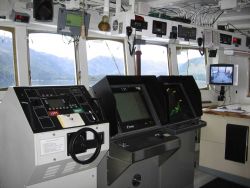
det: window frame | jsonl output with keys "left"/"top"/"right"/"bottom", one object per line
{"left": 86, "top": 37, "right": 127, "bottom": 83}
{"left": 248, "top": 58, "right": 250, "bottom": 97}
{"left": 176, "top": 46, "right": 208, "bottom": 90}
{"left": 0, "top": 26, "right": 18, "bottom": 90}
{"left": 27, "top": 31, "right": 79, "bottom": 86}
{"left": 138, "top": 43, "right": 170, "bottom": 76}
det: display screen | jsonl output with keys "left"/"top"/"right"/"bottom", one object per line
{"left": 66, "top": 13, "right": 82, "bottom": 27}
{"left": 114, "top": 91, "right": 151, "bottom": 123}
{"left": 165, "top": 84, "right": 195, "bottom": 123}
{"left": 152, "top": 20, "right": 167, "bottom": 36}
{"left": 210, "top": 64, "right": 234, "bottom": 85}
{"left": 46, "top": 99, "right": 65, "bottom": 108}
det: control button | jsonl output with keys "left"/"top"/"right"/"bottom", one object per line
{"left": 73, "top": 108, "right": 84, "bottom": 113}
{"left": 48, "top": 111, "right": 60, "bottom": 116}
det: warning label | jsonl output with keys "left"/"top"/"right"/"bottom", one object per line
{"left": 40, "top": 137, "right": 65, "bottom": 155}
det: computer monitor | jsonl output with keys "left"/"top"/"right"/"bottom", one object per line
{"left": 209, "top": 64, "right": 234, "bottom": 85}
{"left": 57, "top": 8, "right": 83, "bottom": 36}
{"left": 112, "top": 85, "right": 155, "bottom": 132}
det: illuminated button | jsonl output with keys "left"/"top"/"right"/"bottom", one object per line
{"left": 73, "top": 108, "right": 84, "bottom": 113}
{"left": 48, "top": 111, "right": 59, "bottom": 116}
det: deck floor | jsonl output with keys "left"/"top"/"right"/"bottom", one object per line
{"left": 194, "top": 168, "right": 216, "bottom": 188}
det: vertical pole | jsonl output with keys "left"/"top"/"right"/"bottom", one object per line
{"left": 116, "top": 0, "right": 121, "bottom": 14}
{"left": 135, "top": 44, "right": 142, "bottom": 75}
{"left": 104, "top": 0, "right": 109, "bottom": 15}
{"left": 129, "top": 0, "right": 135, "bottom": 13}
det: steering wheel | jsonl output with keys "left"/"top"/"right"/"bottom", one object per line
{"left": 69, "top": 127, "right": 102, "bottom": 165}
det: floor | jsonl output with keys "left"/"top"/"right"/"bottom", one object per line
{"left": 194, "top": 168, "right": 216, "bottom": 188}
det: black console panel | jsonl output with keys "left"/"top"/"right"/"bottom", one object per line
{"left": 15, "top": 86, "right": 105, "bottom": 133}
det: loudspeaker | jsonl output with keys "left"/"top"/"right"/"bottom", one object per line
{"left": 33, "top": 0, "right": 53, "bottom": 21}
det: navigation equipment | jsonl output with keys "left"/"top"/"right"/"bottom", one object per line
{"left": 92, "top": 76, "right": 180, "bottom": 187}
{"left": 0, "top": 86, "right": 109, "bottom": 188}
{"left": 57, "top": 8, "right": 83, "bottom": 36}
{"left": 112, "top": 85, "right": 155, "bottom": 133}
{"left": 164, "top": 83, "right": 196, "bottom": 123}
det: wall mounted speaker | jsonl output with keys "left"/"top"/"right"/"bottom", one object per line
{"left": 33, "top": 0, "right": 53, "bottom": 21}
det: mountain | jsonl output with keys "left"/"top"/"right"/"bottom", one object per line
{"left": 0, "top": 37, "right": 15, "bottom": 88}
{"left": 29, "top": 50, "right": 76, "bottom": 85}
{"left": 1, "top": 35, "right": 206, "bottom": 88}
{"left": 178, "top": 57, "right": 207, "bottom": 88}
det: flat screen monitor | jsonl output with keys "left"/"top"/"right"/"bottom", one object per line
{"left": 209, "top": 64, "right": 234, "bottom": 85}
{"left": 164, "top": 83, "right": 195, "bottom": 123}
{"left": 112, "top": 86, "right": 155, "bottom": 132}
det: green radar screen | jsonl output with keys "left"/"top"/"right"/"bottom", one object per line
{"left": 165, "top": 84, "right": 195, "bottom": 123}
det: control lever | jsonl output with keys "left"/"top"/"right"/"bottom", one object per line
{"left": 21, "top": 101, "right": 36, "bottom": 131}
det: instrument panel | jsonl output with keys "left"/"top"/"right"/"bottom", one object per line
{"left": 15, "top": 86, "right": 105, "bottom": 133}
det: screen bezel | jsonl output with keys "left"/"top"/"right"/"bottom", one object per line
{"left": 111, "top": 84, "right": 156, "bottom": 133}
{"left": 209, "top": 64, "right": 234, "bottom": 85}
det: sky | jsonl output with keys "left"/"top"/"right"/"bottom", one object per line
{"left": 0, "top": 30, "right": 12, "bottom": 38}
{"left": 29, "top": 33, "right": 75, "bottom": 60}
{"left": 177, "top": 49, "right": 202, "bottom": 64}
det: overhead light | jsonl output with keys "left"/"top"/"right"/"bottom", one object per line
{"left": 98, "top": 15, "right": 110, "bottom": 31}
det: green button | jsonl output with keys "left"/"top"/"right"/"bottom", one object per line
{"left": 73, "top": 108, "right": 84, "bottom": 113}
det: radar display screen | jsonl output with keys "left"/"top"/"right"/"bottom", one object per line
{"left": 112, "top": 85, "right": 155, "bottom": 132}
{"left": 164, "top": 83, "right": 195, "bottom": 123}
{"left": 114, "top": 91, "right": 150, "bottom": 123}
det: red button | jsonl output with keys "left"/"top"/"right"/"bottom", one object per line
{"left": 232, "top": 38, "right": 238, "bottom": 43}
{"left": 48, "top": 111, "right": 59, "bottom": 116}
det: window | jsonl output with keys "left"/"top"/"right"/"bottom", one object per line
{"left": 28, "top": 33, "right": 77, "bottom": 86}
{"left": 177, "top": 48, "right": 207, "bottom": 89}
{"left": 86, "top": 40, "right": 126, "bottom": 86}
{"left": 140, "top": 44, "right": 169, "bottom": 76}
{"left": 248, "top": 60, "right": 250, "bottom": 97}
{"left": 0, "top": 28, "right": 16, "bottom": 89}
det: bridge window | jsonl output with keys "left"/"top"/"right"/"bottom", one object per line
{"left": 177, "top": 48, "right": 207, "bottom": 89}
{"left": 0, "top": 28, "right": 17, "bottom": 89}
{"left": 28, "top": 33, "right": 77, "bottom": 86}
{"left": 86, "top": 39, "right": 126, "bottom": 86}
{"left": 248, "top": 62, "right": 250, "bottom": 97}
{"left": 140, "top": 44, "right": 169, "bottom": 76}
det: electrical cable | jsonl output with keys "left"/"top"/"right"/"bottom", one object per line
{"left": 226, "top": 23, "right": 250, "bottom": 37}
{"left": 104, "top": 41, "right": 122, "bottom": 75}
{"left": 212, "top": 10, "right": 224, "bottom": 25}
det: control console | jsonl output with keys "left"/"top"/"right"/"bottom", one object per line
{"left": 0, "top": 86, "right": 109, "bottom": 188}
